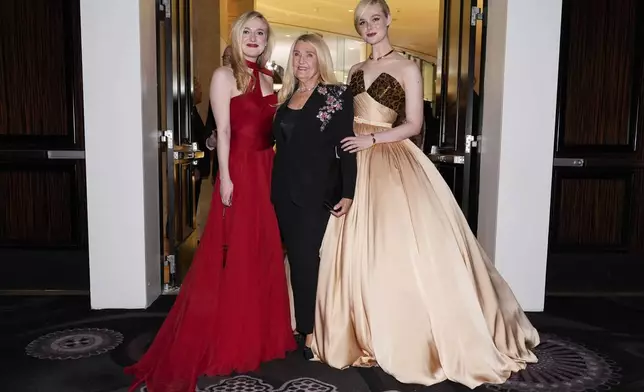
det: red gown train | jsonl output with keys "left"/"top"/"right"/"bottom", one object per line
{"left": 124, "top": 61, "right": 296, "bottom": 392}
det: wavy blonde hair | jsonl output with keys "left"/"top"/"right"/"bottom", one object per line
{"left": 277, "top": 33, "right": 338, "bottom": 105}
{"left": 354, "top": 0, "right": 391, "bottom": 32}
{"left": 229, "top": 11, "right": 274, "bottom": 92}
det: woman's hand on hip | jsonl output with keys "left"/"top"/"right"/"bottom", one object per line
{"left": 219, "top": 177, "right": 234, "bottom": 207}
{"left": 331, "top": 198, "right": 353, "bottom": 217}
{"left": 341, "top": 135, "right": 373, "bottom": 153}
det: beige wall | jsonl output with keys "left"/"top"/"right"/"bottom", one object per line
{"left": 193, "top": 0, "right": 255, "bottom": 119}
{"left": 226, "top": 0, "right": 254, "bottom": 33}
{"left": 474, "top": 0, "right": 484, "bottom": 93}
{"left": 192, "top": 0, "right": 222, "bottom": 118}
{"left": 219, "top": 0, "right": 254, "bottom": 55}
{"left": 255, "top": 0, "right": 439, "bottom": 59}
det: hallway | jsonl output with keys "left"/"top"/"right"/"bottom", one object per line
{"left": 2, "top": 295, "right": 643, "bottom": 391}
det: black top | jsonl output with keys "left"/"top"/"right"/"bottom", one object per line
{"left": 279, "top": 106, "right": 302, "bottom": 142}
{"left": 271, "top": 84, "right": 357, "bottom": 207}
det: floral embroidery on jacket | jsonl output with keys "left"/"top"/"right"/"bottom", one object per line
{"left": 316, "top": 85, "right": 347, "bottom": 132}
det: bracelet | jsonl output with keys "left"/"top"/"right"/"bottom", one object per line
{"left": 371, "top": 133, "right": 376, "bottom": 145}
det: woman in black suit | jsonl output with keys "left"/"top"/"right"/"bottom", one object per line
{"left": 271, "top": 33, "right": 357, "bottom": 359}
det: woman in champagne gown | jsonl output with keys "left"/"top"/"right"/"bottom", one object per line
{"left": 310, "top": 0, "right": 539, "bottom": 389}
{"left": 124, "top": 12, "right": 295, "bottom": 392}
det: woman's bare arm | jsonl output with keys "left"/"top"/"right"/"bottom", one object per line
{"left": 210, "top": 67, "right": 234, "bottom": 181}
{"left": 370, "top": 61, "right": 424, "bottom": 143}
{"left": 340, "top": 60, "right": 424, "bottom": 153}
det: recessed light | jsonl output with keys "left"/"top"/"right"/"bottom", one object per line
{"left": 285, "top": 34, "right": 291, "bottom": 37}
{"left": 348, "top": 9, "right": 353, "bottom": 12}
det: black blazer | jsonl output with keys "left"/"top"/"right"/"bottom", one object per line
{"left": 271, "top": 84, "right": 357, "bottom": 207}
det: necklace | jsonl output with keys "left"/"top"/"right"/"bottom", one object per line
{"left": 369, "top": 48, "right": 395, "bottom": 61}
{"left": 296, "top": 83, "right": 318, "bottom": 93}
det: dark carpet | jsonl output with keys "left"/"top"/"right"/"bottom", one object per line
{"left": 1, "top": 295, "right": 642, "bottom": 392}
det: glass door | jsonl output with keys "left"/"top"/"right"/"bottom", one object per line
{"left": 157, "top": 0, "right": 202, "bottom": 293}
{"left": 431, "top": 0, "right": 486, "bottom": 232}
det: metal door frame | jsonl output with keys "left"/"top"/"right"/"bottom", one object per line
{"left": 430, "top": 0, "right": 487, "bottom": 231}
{"left": 156, "top": 0, "right": 201, "bottom": 292}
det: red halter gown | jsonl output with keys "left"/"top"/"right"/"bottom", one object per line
{"left": 124, "top": 61, "right": 296, "bottom": 392}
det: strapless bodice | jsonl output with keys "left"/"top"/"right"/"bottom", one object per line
{"left": 349, "top": 69, "right": 406, "bottom": 134}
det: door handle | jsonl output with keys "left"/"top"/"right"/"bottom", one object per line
{"left": 47, "top": 150, "right": 85, "bottom": 160}
{"left": 427, "top": 154, "right": 465, "bottom": 165}
{"left": 173, "top": 151, "right": 204, "bottom": 161}
{"left": 174, "top": 142, "right": 200, "bottom": 152}
{"left": 553, "top": 158, "right": 585, "bottom": 167}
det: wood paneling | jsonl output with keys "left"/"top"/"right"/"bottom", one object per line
{"left": 0, "top": 0, "right": 84, "bottom": 147}
{"left": 548, "top": 0, "right": 644, "bottom": 294}
{"left": 552, "top": 174, "right": 631, "bottom": 249}
{"left": 0, "top": 163, "right": 87, "bottom": 247}
{"left": 561, "top": 0, "right": 637, "bottom": 148}
{"left": 0, "top": 0, "right": 87, "bottom": 291}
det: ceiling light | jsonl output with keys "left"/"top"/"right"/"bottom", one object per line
{"left": 285, "top": 34, "right": 291, "bottom": 37}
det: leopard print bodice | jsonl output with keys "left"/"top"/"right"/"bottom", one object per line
{"left": 349, "top": 69, "right": 406, "bottom": 126}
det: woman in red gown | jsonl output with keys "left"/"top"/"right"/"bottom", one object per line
{"left": 124, "top": 11, "right": 296, "bottom": 392}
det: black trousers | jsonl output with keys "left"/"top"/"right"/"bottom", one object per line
{"left": 274, "top": 199, "right": 330, "bottom": 335}
{"left": 195, "top": 178, "right": 203, "bottom": 207}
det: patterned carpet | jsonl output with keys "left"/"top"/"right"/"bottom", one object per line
{"left": 1, "top": 295, "right": 643, "bottom": 392}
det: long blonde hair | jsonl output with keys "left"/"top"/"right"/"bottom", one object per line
{"left": 277, "top": 34, "right": 338, "bottom": 105}
{"left": 354, "top": 0, "right": 391, "bottom": 32}
{"left": 229, "top": 11, "right": 274, "bottom": 92}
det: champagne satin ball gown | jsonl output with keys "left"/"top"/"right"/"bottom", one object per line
{"left": 311, "top": 69, "right": 539, "bottom": 389}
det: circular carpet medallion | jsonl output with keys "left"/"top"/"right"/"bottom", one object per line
{"left": 201, "top": 376, "right": 339, "bottom": 392}
{"left": 487, "top": 334, "right": 621, "bottom": 392}
{"left": 25, "top": 327, "right": 124, "bottom": 360}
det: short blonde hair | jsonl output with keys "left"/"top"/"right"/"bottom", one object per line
{"left": 277, "top": 34, "right": 338, "bottom": 105}
{"left": 353, "top": 0, "right": 391, "bottom": 32}
{"left": 229, "top": 11, "right": 274, "bottom": 92}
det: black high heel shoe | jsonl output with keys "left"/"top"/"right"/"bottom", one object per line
{"left": 302, "top": 346, "right": 314, "bottom": 360}
{"left": 295, "top": 331, "right": 314, "bottom": 360}
{"left": 294, "top": 333, "right": 305, "bottom": 348}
